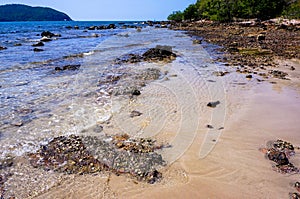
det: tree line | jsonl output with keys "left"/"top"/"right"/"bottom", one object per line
{"left": 168, "top": 0, "right": 300, "bottom": 22}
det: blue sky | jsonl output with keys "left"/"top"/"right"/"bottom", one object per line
{"left": 0, "top": 0, "right": 196, "bottom": 21}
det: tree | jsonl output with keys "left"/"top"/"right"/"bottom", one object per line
{"left": 183, "top": 3, "right": 199, "bottom": 20}
{"left": 167, "top": 11, "right": 184, "bottom": 21}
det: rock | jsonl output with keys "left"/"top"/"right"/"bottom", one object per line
{"left": 257, "top": 34, "right": 266, "bottom": 41}
{"left": 206, "top": 125, "right": 213, "bottom": 129}
{"left": 33, "top": 48, "right": 43, "bottom": 52}
{"left": 132, "top": 89, "right": 141, "bottom": 96}
{"left": 74, "top": 26, "right": 79, "bottom": 29}
{"left": 40, "top": 36, "right": 52, "bottom": 42}
{"left": 88, "top": 26, "right": 96, "bottom": 30}
{"left": 207, "top": 101, "right": 220, "bottom": 108}
{"left": 290, "top": 192, "right": 300, "bottom": 199}
{"left": 55, "top": 67, "right": 62, "bottom": 71}
{"left": 55, "top": 64, "right": 80, "bottom": 71}
{"left": 142, "top": 46, "right": 177, "bottom": 62}
{"left": 246, "top": 74, "right": 253, "bottom": 78}
{"left": 193, "top": 39, "right": 202, "bottom": 44}
{"left": 290, "top": 66, "right": 295, "bottom": 71}
{"left": 107, "top": 24, "right": 116, "bottom": 29}
{"left": 0, "top": 156, "right": 14, "bottom": 170}
{"left": 14, "top": 43, "right": 22, "bottom": 46}
{"left": 267, "top": 149, "right": 289, "bottom": 165}
{"left": 294, "top": 182, "right": 300, "bottom": 192}
{"left": 62, "top": 64, "right": 80, "bottom": 70}
{"left": 130, "top": 110, "right": 142, "bottom": 118}
{"left": 0, "top": 46, "right": 7, "bottom": 50}
{"left": 136, "top": 27, "right": 142, "bottom": 32}
{"left": 41, "top": 31, "right": 55, "bottom": 38}
{"left": 32, "top": 41, "right": 44, "bottom": 47}
{"left": 269, "top": 70, "right": 288, "bottom": 79}
{"left": 213, "top": 71, "right": 229, "bottom": 76}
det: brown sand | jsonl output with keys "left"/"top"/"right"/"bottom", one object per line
{"left": 35, "top": 57, "right": 300, "bottom": 198}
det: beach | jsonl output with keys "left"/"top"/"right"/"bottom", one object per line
{"left": 1, "top": 22, "right": 300, "bottom": 198}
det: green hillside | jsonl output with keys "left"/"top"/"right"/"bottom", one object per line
{"left": 0, "top": 4, "right": 72, "bottom": 21}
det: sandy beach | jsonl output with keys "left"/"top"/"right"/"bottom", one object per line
{"left": 1, "top": 23, "right": 300, "bottom": 198}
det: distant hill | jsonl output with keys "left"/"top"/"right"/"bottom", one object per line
{"left": 0, "top": 4, "right": 72, "bottom": 21}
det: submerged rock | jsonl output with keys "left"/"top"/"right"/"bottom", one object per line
{"left": 55, "top": 64, "right": 81, "bottom": 71}
{"left": 142, "top": 46, "right": 177, "bottom": 62}
{"left": 130, "top": 110, "right": 142, "bottom": 118}
{"left": 32, "top": 41, "right": 44, "bottom": 47}
{"left": 33, "top": 48, "right": 43, "bottom": 52}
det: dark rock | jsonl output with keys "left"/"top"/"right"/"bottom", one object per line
{"left": 32, "top": 41, "right": 44, "bottom": 47}
{"left": 40, "top": 37, "right": 52, "bottom": 42}
{"left": 213, "top": 71, "right": 229, "bottom": 76}
{"left": 107, "top": 24, "right": 116, "bottom": 29}
{"left": 290, "top": 66, "right": 295, "bottom": 71}
{"left": 41, "top": 31, "right": 55, "bottom": 38}
{"left": 66, "top": 26, "right": 72, "bottom": 29}
{"left": 62, "top": 64, "right": 80, "bottom": 70}
{"left": 132, "top": 89, "right": 141, "bottom": 96}
{"left": 88, "top": 26, "right": 96, "bottom": 30}
{"left": 0, "top": 46, "right": 7, "bottom": 50}
{"left": 14, "top": 43, "right": 22, "bottom": 46}
{"left": 207, "top": 101, "right": 220, "bottom": 108}
{"left": 193, "top": 39, "right": 202, "bottom": 44}
{"left": 74, "top": 26, "right": 79, "bottom": 29}
{"left": 246, "top": 74, "right": 253, "bottom": 78}
{"left": 0, "top": 156, "right": 14, "bottom": 170}
{"left": 294, "top": 181, "right": 300, "bottom": 191}
{"left": 257, "top": 34, "right": 266, "bottom": 41}
{"left": 55, "top": 64, "right": 80, "bottom": 71}
{"left": 142, "top": 46, "right": 177, "bottom": 62}
{"left": 206, "top": 124, "right": 213, "bottom": 129}
{"left": 269, "top": 70, "right": 288, "bottom": 79}
{"left": 130, "top": 110, "right": 143, "bottom": 118}
{"left": 33, "top": 48, "right": 43, "bottom": 52}
{"left": 290, "top": 192, "right": 300, "bottom": 199}
{"left": 267, "top": 149, "right": 289, "bottom": 165}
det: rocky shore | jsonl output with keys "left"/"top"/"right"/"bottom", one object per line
{"left": 170, "top": 19, "right": 300, "bottom": 82}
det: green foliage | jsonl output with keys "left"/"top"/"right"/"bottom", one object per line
{"left": 183, "top": 4, "right": 199, "bottom": 20}
{"left": 0, "top": 4, "right": 72, "bottom": 21}
{"left": 167, "top": 11, "right": 183, "bottom": 21}
{"left": 282, "top": 0, "right": 300, "bottom": 18}
{"left": 168, "top": 0, "right": 299, "bottom": 22}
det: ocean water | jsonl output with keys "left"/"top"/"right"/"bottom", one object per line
{"left": 0, "top": 21, "right": 147, "bottom": 156}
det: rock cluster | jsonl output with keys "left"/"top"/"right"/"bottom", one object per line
{"left": 171, "top": 21, "right": 299, "bottom": 81}
{"left": 28, "top": 134, "right": 166, "bottom": 184}
{"left": 261, "top": 139, "right": 299, "bottom": 174}
{"left": 114, "top": 45, "right": 177, "bottom": 64}
{"left": 28, "top": 135, "right": 107, "bottom": 174}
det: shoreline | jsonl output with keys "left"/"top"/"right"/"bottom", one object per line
{"left": 1, "top": 22, "right": 300, "bottom": 198}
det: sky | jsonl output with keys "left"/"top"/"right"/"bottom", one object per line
{"left": 0, "top": 0, "right": 196, "bottom": 21}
